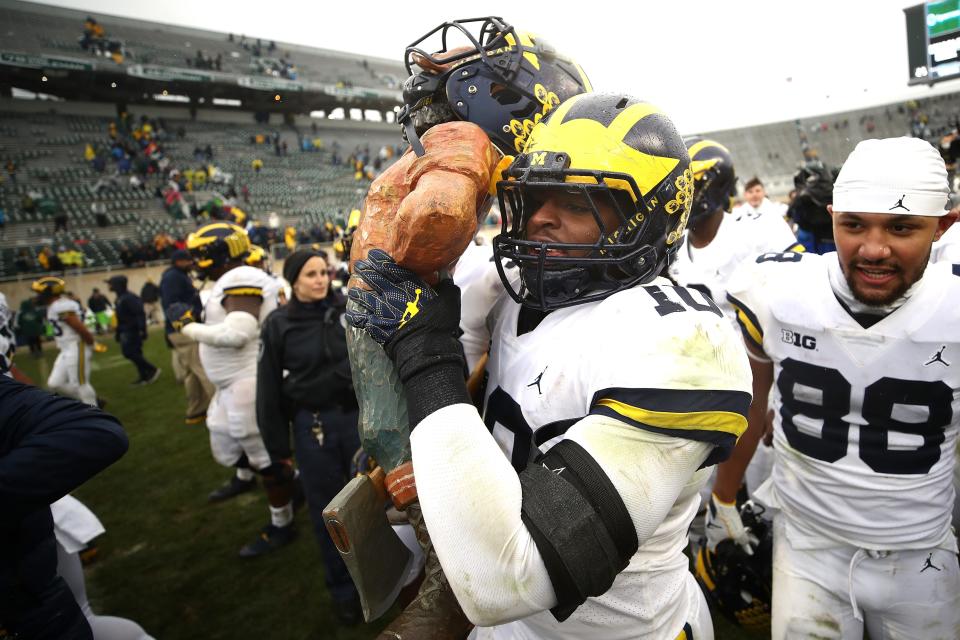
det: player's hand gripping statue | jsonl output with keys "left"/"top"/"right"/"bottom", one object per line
{"left": 326, "top": 17, "right": 591, "bottom": 639}
{"left": 348, "top": 250, "right": 467, "bottom": 426}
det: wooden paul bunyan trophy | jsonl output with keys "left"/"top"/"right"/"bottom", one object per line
{"left": 324, "top": 16, "right": 592, "bottom": 639}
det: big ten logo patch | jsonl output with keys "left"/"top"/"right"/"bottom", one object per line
{"left": 509, "top": 83, "right": 561, "bottom": 153}
{"left": 781, "top": 329, "right": 817, "bottom": 350}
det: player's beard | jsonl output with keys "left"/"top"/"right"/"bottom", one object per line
{"left": 842, "top": 247, "right": 930, "bottom": 307}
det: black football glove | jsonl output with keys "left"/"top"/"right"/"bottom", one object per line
{"left": 347, "top": 249, "right": 468, "bottom": 427}
{"left": 165, "top": 302, "right": 196, "bottom": 332}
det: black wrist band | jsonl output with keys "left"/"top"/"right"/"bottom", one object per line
{"left": 404, "top": 362, "right": 470, "bottom": 428}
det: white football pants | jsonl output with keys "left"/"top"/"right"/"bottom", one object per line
{"left": 48, "top": 344, "right": 97, "bottom": 406}
{"left": 57, "top": 542, "right": 154, "bottom": 640}
{"left": 771, "top": 516, "right": 960, "bottom": 640}
{"left": 205, "top": 375, "right": 271, "bottom": 470}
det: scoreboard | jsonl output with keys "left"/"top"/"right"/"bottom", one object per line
{"left": 905, "top": 1, "right": 960, "bottom": 85}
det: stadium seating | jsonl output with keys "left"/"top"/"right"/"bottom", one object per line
{"left": 0, "top": 105, "right": 401, "bottom": 277}
{"left": 0, "top": 0, "right": 405, "bottom": 89}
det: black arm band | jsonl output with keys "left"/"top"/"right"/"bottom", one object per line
{"left": 519, "top": 439, "right": 638, "bottom": 622}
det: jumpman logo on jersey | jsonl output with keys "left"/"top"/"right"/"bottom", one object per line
{"left": 542, "top": 463, "right": 565, "bottom": 475}
{"left": 920, "top": 553, "right": 942, "bottom": 573}
{"left": 889, "top": 195, "right": 910, "bottom": 212}
{"left": 923, "top": 345, "right": 950, "bottom": 367}
{"left": 527, "top": 366, "right": 547, "bottom": 395}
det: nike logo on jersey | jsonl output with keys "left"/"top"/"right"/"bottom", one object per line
{"left": 923, "top": 345, "right": 950, "bottom": 367}
{"left": 705, "top": 521, "right": 723, "bottom": 529}
{"left": 920, "top": 553, "right": 942, "bottom": 572}
{"left": 527, "top": 366, "right": 547, "bottom": 395}
{"left": 889, "top": 195, "right": 910, "bottom": 212}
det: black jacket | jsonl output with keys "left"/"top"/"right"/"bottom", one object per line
{"left": 159, "top": 267, "right": 201, "bottom": 336}
{"left": 114, "top": 290, "right": 147, "bottom": 338}
{"left": 256, "top": 296, "right": 356, "bottom": 461}
{"left": 0, "top": 376, "right": 128, "bottom": 636}
{"left": 140, "top": 281, "right": 159, "bottom": 303}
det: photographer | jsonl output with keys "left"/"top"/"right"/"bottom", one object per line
{"left": 255, "top": 249, "right": 360, "bottom": 623}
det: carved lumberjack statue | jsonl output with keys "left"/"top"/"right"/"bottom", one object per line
{"left": 322, "top": 17, "right": 591, "bottom": 638}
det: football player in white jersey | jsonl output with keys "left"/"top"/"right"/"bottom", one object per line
{"left": 732, "top": 176, "right": 788, "bottom": 221}
{"left": 670, "top": 139, "right": 800, "bottom": 563}
{"left": 169, "top": 222, "right": 292, "bottom": 556}
{"left": 32, "top": 276, "right": 98, "bottom": 406}
{"left": 713, "top": 137, "right": 960, "bottom": 639}
{"left": 669, "top": 138, "right": 801, "bottom": 328}
{"left": 348, "top": 93, "right": 753, "bottom": 640}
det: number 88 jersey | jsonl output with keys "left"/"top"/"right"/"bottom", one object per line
{"left": 727, "top": 251, "right": 960, "bottom": 551}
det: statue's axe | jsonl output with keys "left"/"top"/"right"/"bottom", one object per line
{"left": 324, "top": 465, "right": 414, "bottom": 622}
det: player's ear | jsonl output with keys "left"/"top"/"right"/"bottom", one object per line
{"left": 934, "top": 210, "right": 958, "bottom": 241}
{"left": 827, "top": 204, "right": 834, "bottom": 217}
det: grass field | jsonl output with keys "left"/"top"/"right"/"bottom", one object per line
{"left": 15, "top": 331, "right": 761, "bottom": 640}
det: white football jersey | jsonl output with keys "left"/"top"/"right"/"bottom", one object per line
{"left": 732, "top": 197, "right": 788, "bottom": 221}
{"left": 727, "top": 252, "right": 960, "bottom": 551}
{"left": 477, "top": 280, "right": 752, "bottom": 637}
{"left": 668, "top": 209, "right": 800, "bottom": 326}
{"left": 47, "top": 297, "right": 84, "bottom": 350}
{"left": 931, "top": 222, "right": 960, "bottom": 264}
{"left": 199, "top": 265, "right": 281, "bottom": 387}
{"left": 455, "top": 242, "right": 521, "bottom": 372}
{"left": 0, "top": 292, "right": 13, "bottom": 375}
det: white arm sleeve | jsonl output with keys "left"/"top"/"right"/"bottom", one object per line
{"left": 410, "top": 403, "right": 713, "bottom": 627}
{"left": 181, "top": 311, "right": 259, "bottom": 348}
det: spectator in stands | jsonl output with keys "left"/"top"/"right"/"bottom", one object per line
{"left": 14, "top": 248, "right": 34, "bottom": 274}
{"left": 86, "top": 288, "right": 111, "bottom": 335}
{"left": 160, "top": 250, "right": 213, "bottom": 424}
{"left": 0, "top": 205, "right": 5, "bottom": 239}
{"left": 5, "top": 160, "right": 15, "bottom": 184}
{"left": 140, "top": 279, "right": 160, "bottom": 325}
{"left": 38, "top": 247, "right": 63, "bottom": 273}
{"left": 57, "top": 247, "right": 83, "bottom": 268}
{"left": 106, "top": 275, "right": 160, "bottom": 386}
{"left": 252, "top": 158, "right": 263, "bottom": 174}
{"left": 119, "top": 246, "right": 136, "bottom": 268}
{"left": 91, "top": 202, "right": 108, "bottom": 228}
{"left": 733, "top": 176, "right": 789, "bottom": 220}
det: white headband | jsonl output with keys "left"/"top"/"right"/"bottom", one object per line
{"left": 832, "top": 137, "right": 950, "bottom": 217}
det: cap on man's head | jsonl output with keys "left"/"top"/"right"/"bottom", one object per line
{"left": 171, "top": 249, "right": 191, "bottom": 263}
{"left": 106, "top": 274, "right": 127, "bottom": 288}
{"left": 833, "top": 137, "right": 950, "bottom": 217}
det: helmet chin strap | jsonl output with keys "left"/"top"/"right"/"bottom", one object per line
{"left": 402, "top": 118, "right": 426, "bottom": 157}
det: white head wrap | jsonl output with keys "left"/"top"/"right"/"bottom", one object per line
{"left": 832, "top": 137, "right": 950, "bottom": 217}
